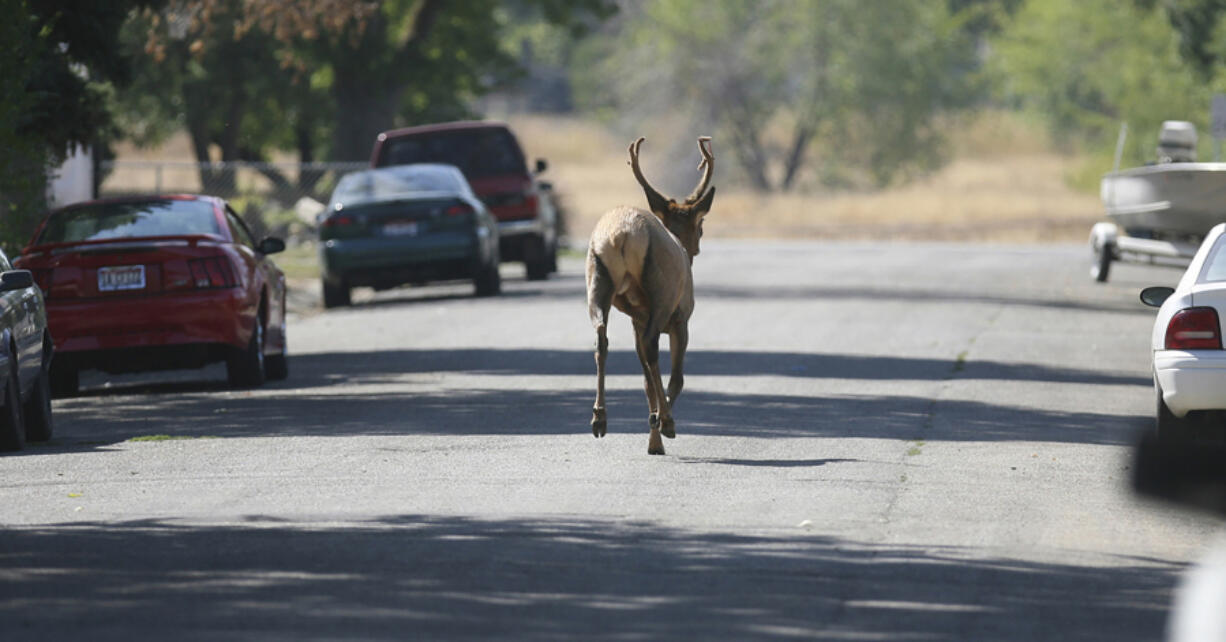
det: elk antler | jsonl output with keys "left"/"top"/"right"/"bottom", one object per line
{"left": 628, "top": 137, "right": 669, "bottom": 211}
{"left": 685, "top": 136, "right": 714, "bottom": 204}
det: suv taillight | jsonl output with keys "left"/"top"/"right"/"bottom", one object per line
{"left": 31, "top": 269, "right": 53, "bottom": 295}
{"left": 1166, "top": 307, "right": 1223, "bottom": 349}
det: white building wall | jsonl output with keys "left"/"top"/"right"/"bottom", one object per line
{"left": 46, "top": 145, "right": 93, "bottom": 208}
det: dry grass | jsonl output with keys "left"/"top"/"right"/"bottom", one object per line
{"left": 704, "top": 155, "right": 1100, "bottom": 242}
{"left": 506, "top": 112, "right": 1102, "bottom": 244}
{"left": 115, "top": 111, "right": 1103, "bottom": 244}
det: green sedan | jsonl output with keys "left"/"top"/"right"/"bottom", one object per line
{"left": 317, "top": 163, "right": 501, "bottom": 308}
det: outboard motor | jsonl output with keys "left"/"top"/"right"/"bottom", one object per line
{"left": 1158, "top": 120, "right": 1198, "bottom": 163}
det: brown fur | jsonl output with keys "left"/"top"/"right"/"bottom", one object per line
{"left": 586, "top": 137, "right": 715, "bottom": 455}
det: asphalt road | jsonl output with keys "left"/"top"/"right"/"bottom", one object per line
{"left": 2, "top": 240, "right": 1221, "bottom": 641}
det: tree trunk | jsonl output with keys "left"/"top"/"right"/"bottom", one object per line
{"left": 296, "top": 121, "right": 325, "bottom": 199}
{"left": 719, "top": 73, "right": 773, "bottom": 191}
{"left": 780, "top": 125, "right": 814, "bottom": 191}
{"left": 184, "top": 95, "right": 215, "bottom": 196}
{"left": 329, "top": 0, "right": 446, "bottom": 162}
{"left": 212, "top": 69, "right": 248, "bottom": 197}
{"left": 330, "top": 75, "right": 398, "bottom": 162}
{"left": 728, "top": 119, "right": 771, "bottom": 191}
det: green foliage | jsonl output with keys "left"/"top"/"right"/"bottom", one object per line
{"left": 572, "top": 0, "right": 980, "bottom": 190}
{"left": 118, "top": 2, "right": 303, "bottom": 163}
{"left": 991, "top": 0, "right": 1216, "bottom": 167}
{"left": 0, "top": 0, "right": 158, "bottom": 253}
{"left": 0, "top": 1, "right": 49, "bottom": 253}
{"left": 1140, "top": 0, "right": 1226, "bottom": 76}
{"left": 113, "top": 0, "right": 617, "bottom": 170}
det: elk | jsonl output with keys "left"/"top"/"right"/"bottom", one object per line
{"left": 586, "top": 136, "right": 715, "bottom": 455}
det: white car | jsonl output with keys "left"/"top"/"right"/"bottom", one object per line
{"left": 1141, "top": 222, "right": 1226, "bottom": 441}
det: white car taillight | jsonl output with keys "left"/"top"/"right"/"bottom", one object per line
{"left": 1166, "top": 307, "right": 1223, "bottom": 350}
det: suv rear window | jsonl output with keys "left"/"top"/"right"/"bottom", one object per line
{"left": 378, "top": 128, "right": 527, "bottom": 178}
{"left": 38, "top": 199, "right": 222, "bottom": 245}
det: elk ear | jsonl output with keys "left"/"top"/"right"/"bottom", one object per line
{"left": 693, "top": 186, "right": 715, "bottom": 218}
{"left": 644, "top": 191, "right": 671, "bottom": 218}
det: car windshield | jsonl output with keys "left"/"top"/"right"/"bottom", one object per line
{"left": 330, "top": 166, "right": 465, "bottom": 206}
{"left": 378, "top": 128, "right": 526, "bottom": 178}
{"left": 37, "top": 199, "right": 221, "bottom": 244}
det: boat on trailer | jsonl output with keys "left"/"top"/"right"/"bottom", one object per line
{"left": 1091, "top": 121, "right": 1226, "bottom": 281}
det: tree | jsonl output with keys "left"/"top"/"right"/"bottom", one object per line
{"left": 280, "top": 0, "right": 615, "bottom": 161}
{"left": 1138, "top": 0, "right": 1226, "bottom": 76}
{"left": 0, "top": 2, "right": 48, "bottom": 253}
{"left": 0, "top": 0, "right": 160, "bottom": 252}
{"left": 118, "top": 0, "right": 618, "bottom": 194}
{"left": 991, "top": 0, "right": 1212, "bottom": 166}
{"left": 571, "top": 0, "right": 979, "bottom": 191}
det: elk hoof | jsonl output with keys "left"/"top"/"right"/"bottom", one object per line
{"left": 648, "top": 428, "right": 666, "bottom": 455}
{"left": 660, "top": 415, "right": 675, "bottom": 439}
{"left": 591, "top": 408, "right": 607, "bottom": 438}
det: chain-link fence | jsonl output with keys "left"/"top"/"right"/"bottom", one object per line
{"left": 99, "top": 160, "right": 368, "bottom": 241}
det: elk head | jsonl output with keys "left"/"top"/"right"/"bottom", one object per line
{"left": 628, "top": 136, "right": 715, "bottom": 259}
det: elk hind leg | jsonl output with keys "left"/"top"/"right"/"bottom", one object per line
{"left": 634, "top": 320, "right": 667, "bottom": 455}
{"left": 592, "top": 326, "right": 608, "bottom": 437}
{"left": 587, "top": 252, "right": 614, "bottom": 438}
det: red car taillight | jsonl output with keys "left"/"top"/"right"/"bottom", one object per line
{"left": 187, "top": 257, "right": 237, "bottom": 289}
{"left": 1166, "top": 307, "right": 1223, "bottom": 350}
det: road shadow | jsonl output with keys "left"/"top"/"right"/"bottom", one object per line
{"left": 58, "top": 347, "right": 1148, "bottom": 399}
{"left": 0, "top": 515, "right": 1183, "bottom": 641}
{"left": 275, "top": 348, "right": 1149, "bottom": 387}
{"left": 326, "top": 272, "right": 587, "bottom": 311}
{"left": 303, "top": 266, "right": 1159, "bottom": 315}
{"left": 40, "top": 346, "right": 1150, "bottom": 449}
{"left": 697, "top": 283, "right": 1157, "bottom": 316}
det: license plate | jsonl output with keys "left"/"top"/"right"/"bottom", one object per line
{"left": 97, "top": 265, "right": 146, "bottom": 292}
{"left": 383, "top": 222, "right": 420, "bottom": 237}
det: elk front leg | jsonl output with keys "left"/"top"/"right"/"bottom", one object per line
{"left": 591, "top": 325, "right": 608, "bottom": 437}
{"left": 634, "top": 322, "right": 667, "bottom": 455}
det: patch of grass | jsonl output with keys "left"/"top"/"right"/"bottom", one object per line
{"left": 906, "top": 440, "right": 925, "bottom": 457}
{"left": 502, "top": 110, "right": 1101, "bottom": 245}
{"left": 111, "top": 111, "right": 1101, "bottom": 245}
{"left": 273, "top": 243, "right": 321, "bottom": 280}
{"left": 127, "top": 435, "right": 218, "bottom": 442}
{"left": 953, "top": 350, "right": 969, "bottom": 373}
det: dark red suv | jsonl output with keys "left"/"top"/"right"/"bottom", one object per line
{"left": 370, "top": 121, "right": 558, "bottom": 280}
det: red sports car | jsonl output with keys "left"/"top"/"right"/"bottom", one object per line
{"left": 15, "top": 195, "right": 288, "bottom": 395}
